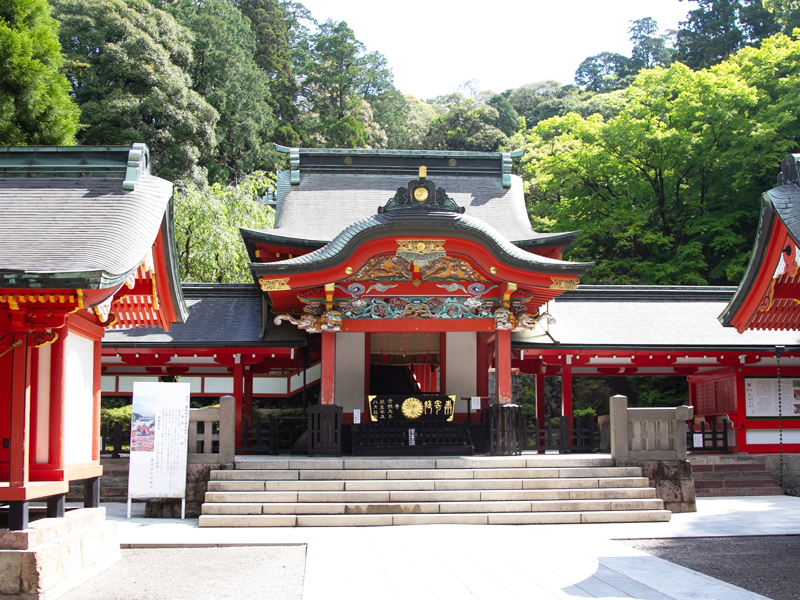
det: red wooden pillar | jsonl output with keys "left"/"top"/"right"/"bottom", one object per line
{"left": 562, "top": 364, "right": 573, "bottom": 429}
{"left": 233, "top": 359, "right": 244, "bottom": 434}
{"left": 49, "top": 330, "right": 67, "bottom": 470}
{"left": 734, "top": 366, "right": 746, "bottom": 453}
{"left": 535, "top": 371, "right": 546, "bottom": 420}
{"left": 92, "top": 340, "right": 102, "bottom": 461}
{"left": 243, "top": 367, "right": 253, "bottom": 426}
{"left": 321, "top": 331, "right": 336, "bottom": 405}
{"left": 496, "top": 329, "right": 512, "bottom": 404}
{"left": 9, "top": 333, "right": 31, "bottom": 487}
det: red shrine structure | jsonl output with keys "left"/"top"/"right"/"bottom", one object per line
{"left": 0, "top": 145, "right": 186, "bottom": 528}
{"left": 102, "top": 147, "right": 800, "bottom": 458}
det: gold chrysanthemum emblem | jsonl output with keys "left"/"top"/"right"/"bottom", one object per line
{"left": 401, "top": 397, "right": 424, "bottom": 419}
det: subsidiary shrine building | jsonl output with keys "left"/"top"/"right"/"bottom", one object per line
{"left": 102, "top": 146, "right": 800, "bottom": 456}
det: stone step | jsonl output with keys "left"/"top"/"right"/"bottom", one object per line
{"left": 205, "top": 487, "right": 659, "bottom": 505}
{"left": 233, "top": 457, "right": 616, "bottom": 471}
{"left": 691, "top": 463, "right": 767, "bottom": 473}
{"left": 198, "top": 509, "right": 671, "bottom": 527}
{"left": 210, "top": 466, "right": 642, "bottom": 481}
{"left": 202, "top": 495, "right": 662, "bottom": 516}
{"left": 695, "top": 479, "right": 780, "bottom": 489}
{"left": 693, "top": 470, "right": 774, "bottom": 480}
{"left": 695, "top": 487, "right": 783, "bottom": 497}
{"left": 207, "top": 476, "right": 650, "bottom": 492}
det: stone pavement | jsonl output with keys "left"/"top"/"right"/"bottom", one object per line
{"left": 92, "top": 495, "right": 800, "bottom": 599}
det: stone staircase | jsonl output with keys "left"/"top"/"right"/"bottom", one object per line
{"left": 689, "top": 456, "right": 784, "bottom": 497}
{"left": 199, "top": 455, "right": 671, "bottom": 526}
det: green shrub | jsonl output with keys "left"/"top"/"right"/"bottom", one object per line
{"left": 100, "top": 404, "right": 132, "bottom": 433}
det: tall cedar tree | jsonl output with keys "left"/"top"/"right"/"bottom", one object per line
{"left": 52, "top": 0, "right": 218, "bottom": 185}
{"left": 0, "top": 0, "right": 79, "bottom": 144}
{"left": 155, "top": 0, "right": 277, "bottom": 184}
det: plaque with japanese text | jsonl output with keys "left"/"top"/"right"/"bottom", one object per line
{"left": 368, "top": 394, "right": 456, "bottom": 421}
{"left": 128, "top": 382, "right": 190, "bottom": 501}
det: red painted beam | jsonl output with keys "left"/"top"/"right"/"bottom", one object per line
{"left": 342, "top": 319, "right": 495, "bottom": 332}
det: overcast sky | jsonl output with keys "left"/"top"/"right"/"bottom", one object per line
{"left": 298, "top": 0, "right": 693, "bottom": 99}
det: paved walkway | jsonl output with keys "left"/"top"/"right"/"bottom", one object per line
{"left": 102, "top": 495, "right": 800, "bottom": 599}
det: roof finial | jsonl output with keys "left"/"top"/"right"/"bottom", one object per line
{"left": 418, "top": 165, "right": 427, "bottom": 183}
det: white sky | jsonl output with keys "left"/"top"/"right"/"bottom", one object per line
{"left": 297, "top": 0, "right": 693, "bottom": 99}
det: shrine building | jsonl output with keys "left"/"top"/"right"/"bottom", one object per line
{"left": 0, "top": 145, "right": 187, "bottom": 529}
{"left": 102, "top": 146, "right": 800, "bottom": 457}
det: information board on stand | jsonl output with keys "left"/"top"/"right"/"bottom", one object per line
{"left": 744, "top": 378, "right": 800, "bottom": 417}
{"left": 127, "top": 382, "right": 190, "bottom": 519}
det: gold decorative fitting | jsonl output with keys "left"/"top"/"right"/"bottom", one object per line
{"left": 550, "top": 277, "right": 579, "bottom": 291}
{"left": 413, "top": 187, "right": 429, "bottom": 202}
{"left": 401, "top": 397, "right": 424, "bottom": 419}
{"left": 345, "top": 266, "right": 353, "bottom": 275}
{"left": 344, "top": 156, "right": 352, "bottom": 165}
{"left": 396, "top": 239, "right": 445, "bottom": 256}
{"left": 448, "top": 158, "right": 457, "bottom": 167}
{"left": 412, "top": 279, "right": 421, "bottom": 287}
{"left": 490, "top": 267, "right": 498, "bottom": 275}
{"left": 260, "top": 277, "right": 291, "bottom": 292}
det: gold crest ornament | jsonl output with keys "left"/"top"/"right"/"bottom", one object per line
{"left": 401, "top": 397, "right": 424, "bottom": 419}
{"left": 260, "top": 277, "right": 291, "bottom": 292}
{"left": 550, "top": 277, "right": 579, "bottom": 290}
{"left": 413, "top": 187, "right": 429, "bottom": 202}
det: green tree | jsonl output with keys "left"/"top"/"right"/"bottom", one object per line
{"left": 425, "top": 93, "right": 507, "bottom": 152}
{"left": 175, "top": 171, "right": 275, "bottom": 283}
{"left": 53, "top": 0, "right": 218, "bottom": 185}
{"left": 156, "top": 0, "right": 277, "bottom": 184}
{"left": 675, "top": 0, "right": 780, "bottom": 68}
{"left": 238, "top": 0, "right": 300, "bottom": 146}
{"left": 487, "top": 94, "right": 519, "bottom": 137}
{"left": 526, "top": 61, "right": 763, "bottom": 285}
{"left": 0, "top": 0, "right": 79, "bottom": 144}
{"left": 574, "top": 51, "right": 632, "bottom": 92}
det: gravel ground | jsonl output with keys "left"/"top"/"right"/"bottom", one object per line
{"left": 619, "top": 536, "right": 800, "bottom": 600}
{"left": 60, "top": 546, "right": 306, "bottom": 600}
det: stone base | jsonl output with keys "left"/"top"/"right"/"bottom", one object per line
{"left": 616, "top": 460, "right": 697, "bottom": 513}
{"left": 0, "top": 508, "right": 120, "bottom": 600}
{"left": 145, "top": 463, "right": 233, "bottom": 518}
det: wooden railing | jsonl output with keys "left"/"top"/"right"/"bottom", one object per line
{"left": 188, "top": 395, "right": 235, "bottom": 465}
{"left": 608, "top": 395, "right": 693, "bottom": 461}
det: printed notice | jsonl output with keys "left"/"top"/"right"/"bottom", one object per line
{"left": 744, "top": 378, "right": 799, "bottom": 417}
{"left": 128, "top": 382, "right": 190, "bottom": 500}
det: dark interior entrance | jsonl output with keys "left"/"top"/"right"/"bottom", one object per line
{"left": 367, "top": 333, "right": 441, "bottom": 395}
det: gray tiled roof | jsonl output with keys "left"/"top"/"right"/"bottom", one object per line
{"left": 103, "top": 285, "right": 267, "bottom": 346}
{"left": 0, "top": 175, "right": 172, "bottom": 288}
{"left": 515, "top": 286, "right": 800, "bottom": 349}
{"left": 251, "top": 210, "right": 593, "bottom": 278}
{"left": 258, "top": 171, "right": 567, "bottom": 244}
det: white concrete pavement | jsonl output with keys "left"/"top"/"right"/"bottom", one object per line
{"left": 97, "top": 495, "right": 800, "bottom": 599}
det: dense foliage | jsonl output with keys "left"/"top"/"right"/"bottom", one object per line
{"left": 0, "top": 0, "right": 79, "bottom": 144}
{"left": 0, "top": 0, "right": 795, "bottom": 289}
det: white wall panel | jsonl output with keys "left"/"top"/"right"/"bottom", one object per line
{"left": 118, "top": 376, "right": 159, "bottom": 393}
{"left": 334, "top": 333, "right": 365, "bottom": 411}
{"left": 64, "top": 333, "right": 94, "bottom": 464}
{"left": 100, "top": 376, "right": 116, "bottom": 393}
{"left": 445, "top": 332, "right": 476, "bottom": 411}
{"left": 203, "top": 377, "right": 234, "bottom": 394}
{"left": 35, "top": 344, "right": 51, "bottom": 464}
{"left": 290, "top": 362, "right": 321, "bottom": 392}
{"left": 254, "top": 377, "right": 287, "bottom": 394}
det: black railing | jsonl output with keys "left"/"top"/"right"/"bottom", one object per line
{"left": 485, "top": 404, "right": 524, "bottom": 455}
{"left": 100, "top": 422, "right": 124, "bottom": 458}
{"left": 523, "top": 416, "right": 598, "bottom": 454}
{"left": 352, "top": 421, "right": 473, "bottom": 455}
{"left": 236, "top": 415, "right": 307, "bottom": 455}
{"left": 688, "top": 420, "right": 730, "bottom": 453}
{"left": 308, "top": 405, "right": 343, "bottom": 456}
